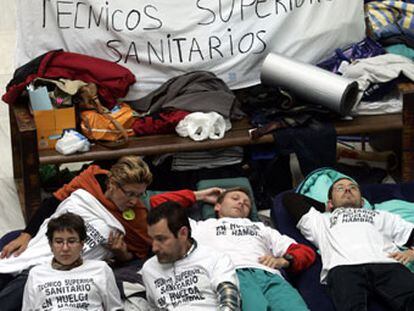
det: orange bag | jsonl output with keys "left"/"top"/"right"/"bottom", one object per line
{"left": 80, "top": 103, "right": 136, "bottom": 142}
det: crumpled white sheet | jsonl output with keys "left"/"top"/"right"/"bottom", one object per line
{"left": 340, "top": 54, "right": 414, "bottom": 115}
{"left": 340, "top": 54, "right": 414, "bottom": 91}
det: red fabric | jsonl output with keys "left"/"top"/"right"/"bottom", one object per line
{"left": 2, "top": 50, "right": 136, "bottom": 108}
{"left": 132, "top": 110, "right": 190, "bottom": 135}
{"left": 53, "top": 165, "right": 196, "bottom": 259}
{"left": 150, "top": 190, "right": 196, "bottom": 208}
{"left": 53, "top": 165, "right": 109, "bottom": 202}
{"left": 285, "top": 243, "right": 316, "bottom": 273}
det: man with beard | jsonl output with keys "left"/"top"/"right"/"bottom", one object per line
{"left": 284, "top": 177, "right": 414, "bottom": 311}
{"left": 145, "top": 188, "right": 314, "bottom": 311}
{"left": 141, "top": 203, "right": 241, "bottom": 310}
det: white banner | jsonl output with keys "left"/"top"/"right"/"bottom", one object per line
{"left": 16, "top": 0, "right": 365, "bottom": 99}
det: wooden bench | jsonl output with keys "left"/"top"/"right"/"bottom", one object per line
{"left": 10, "top": 83, "right": 414, "bottom": 222}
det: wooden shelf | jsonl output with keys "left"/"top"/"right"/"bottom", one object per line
{"left": 10, "top": 83, "right": 414, "bottom": 222}
{"left": 38, "top": 114, "right": 403, "bottom": 165}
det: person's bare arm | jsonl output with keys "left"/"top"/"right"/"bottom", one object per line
{"left": 389, "top": 248, "right": 414, "bottom": 265}
{"left": 258, "top": 255, "right": 290, "bottom": 269}
{"left": 0, "top": 232, "right": 32, "bottom": 259}
{"left": 1, "top": 196, "right": 61, "bottom": 259}
{"left": 194, "top": 187, "right": 224, "bottom": 204}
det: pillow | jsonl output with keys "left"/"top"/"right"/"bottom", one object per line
{"left": 296, "top": 167, "right": 374, "bottom": 209}
{"left": 196, "top": 177, "right": 259, "bottom": 221}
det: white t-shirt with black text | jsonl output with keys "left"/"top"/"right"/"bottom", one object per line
{"left": 141, "top": 243, "right": 238, "bottom": 310}
{"left": 298, "top": 207, "right": 414, "bottom": 283}
{"left": 22, "top": 259, "right": 123, "bottom": 311}
{"left": 190, "top": 217, "right": 296, "bottom": 276}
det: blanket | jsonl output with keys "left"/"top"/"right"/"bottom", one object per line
{"left": 0, "top": 189, "right": 124, "bottom": 274}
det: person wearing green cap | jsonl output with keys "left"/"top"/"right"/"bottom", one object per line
{"left": 284, "top": 177, "right": 414, "bottom": 311}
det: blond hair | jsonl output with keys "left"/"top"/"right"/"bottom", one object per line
{"left": 108, "top": 156, "right": 153, "bottom": 186}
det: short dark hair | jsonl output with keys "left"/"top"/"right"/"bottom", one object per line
{"left": 216, "top": 187, "right": 253, "bottom": 218}
{"left": 148, "top": 201, "right": 191, "bottom": 238}
{"left": 46, "top": 212, "right": 87, "bottom": 242}
{"left": 327, "top": 178, "right": 358, "bottom": 200}
{"left": 216, "top": 187, "right": 252, "bottom": 205}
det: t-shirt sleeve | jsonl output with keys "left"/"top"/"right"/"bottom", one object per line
{"left": 297, "top": 207, "right": 324, "bottom": 248}
{"left": 263, "top": 225, "right": 296, "bottom": 258}
{"left": 378, "top": 211, "right": 414, "bottom": 247}
{"left": 210, "top": 252, "right": 239, "bottom": 291}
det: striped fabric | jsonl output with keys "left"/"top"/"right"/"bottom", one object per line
{"left": 217, "top": 281, "right": 241, "bottom": 311}
{"left": 366, "top": 1, "right": 414, "bottom": 39}
{"left": 171, "top": 147, "right": 244, "bottom": 171}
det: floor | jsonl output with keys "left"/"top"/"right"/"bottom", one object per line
{"left": 0, "top": 1, "right": 26, "bottom": 236}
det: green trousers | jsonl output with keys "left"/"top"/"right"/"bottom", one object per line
{"left": 237, "top": 268, "right": 309, "bottom": 311}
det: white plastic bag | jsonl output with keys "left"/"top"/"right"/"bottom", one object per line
{"left": 55, "top": 129, "right": 90, "bottom": 155}
{"left": 175, "top": 112, "right": 231, "bottom": 141}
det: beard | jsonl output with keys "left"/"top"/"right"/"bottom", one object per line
{"left": 342, "top": 203, "right": 361, "bottom": 208}
{"left": 156, "top": 253, "right": 174, "bottom": 264}
{"left": 333, "top": 198, "right": 362, "bottom": 209}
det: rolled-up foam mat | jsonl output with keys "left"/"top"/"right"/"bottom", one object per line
{"left": 260, "top": 53, "right": 359, "bottom": 116}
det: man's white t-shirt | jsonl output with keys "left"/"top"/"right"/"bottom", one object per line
{"left": 141, "top": 243, "right": 238, "bottom": 310}
{"left": 298, "top": 207, "right": 414, "bottom": 283}
{"left": 22, "top": 260, "right": 123, "bottom": 311}
{"left": 190, "top": 217, "right": 296, "bottom": 276}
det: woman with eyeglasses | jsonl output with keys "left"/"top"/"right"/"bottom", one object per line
{"left": 2, "top": 155, "right": 219, "bottom": 262}
{"left": 0, "top": 155, "right": 220, "bottom": 311}
{"left": 23, "top": 212, "right": 123, "bottom": 311}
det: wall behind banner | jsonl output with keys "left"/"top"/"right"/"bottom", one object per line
{"left": 16, "top": 0, "right": 365, "bottom": 100}
{"left": 0, "top": 0, "right": 26, "bottom": 235}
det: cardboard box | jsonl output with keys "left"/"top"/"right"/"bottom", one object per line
{"left": 28, "top": 86, "right": 76, "bottom": 150}
{"left": 33, "top": 107, "right": 76, "bottom": 150}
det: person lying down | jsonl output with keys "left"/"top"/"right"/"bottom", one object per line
{"left": 0, "top": 189, "right": 123, "bottom": 274}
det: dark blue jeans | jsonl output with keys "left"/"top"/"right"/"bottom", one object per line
{"left": 0, "top": 230, "right": 28, "bottom": 311}
{"left": 0, "top": 270, "right": 29, "bottom": 311}
{"left": 327, "top": 263, "right": 414, "bottom": 311}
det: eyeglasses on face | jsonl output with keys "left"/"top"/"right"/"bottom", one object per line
{"left": 118, "top": 184, "right": 146, "bottom": 199}
{"left": 52, "top": 238, "right": 81, "bottom": 247}
{"left": 333, "top": 184, "right": 359, "bottom": 193}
